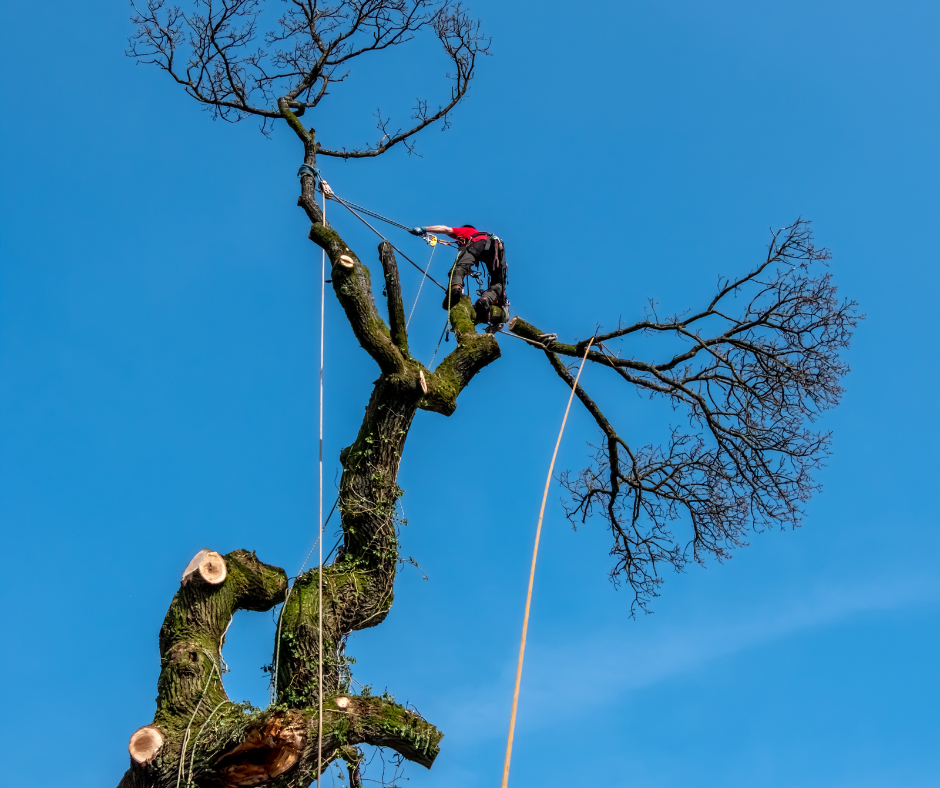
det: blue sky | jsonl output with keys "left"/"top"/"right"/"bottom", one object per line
{"left": 1, "top": 1, "right": 939, "bottom": 786}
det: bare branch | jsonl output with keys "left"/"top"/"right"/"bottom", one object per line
{"left": 510, "top": 220, "right": 861, "bottom": 613}
{"left": 128, "top": 0, "right": 487, "bottom": 148}
{"left": 318, "top": 5, "right": 489, "bottom": 158}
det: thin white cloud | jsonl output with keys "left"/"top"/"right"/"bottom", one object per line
{"left": 437, "top": 573, "right": 940, "bottom": 742}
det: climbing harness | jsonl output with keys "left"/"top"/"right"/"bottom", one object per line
{"left": 447, "top": 227, "right": 511, "bottom": 331}
{"left": 481, "top": 233, "right": 510, "bottom": 320}
{"left": 500, "top": 338, "right": 595, "bottom": 788}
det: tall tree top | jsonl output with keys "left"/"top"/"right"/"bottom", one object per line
{"left": 129, "top": 0, "right": 488, "bottom": 154}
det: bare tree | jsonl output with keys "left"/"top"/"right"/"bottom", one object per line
{"left": 120, "top": 4, "right": 859, "bottom": 787}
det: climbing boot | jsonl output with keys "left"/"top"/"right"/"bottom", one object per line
{"left": 442, "top": 287, "right": 462, "bottom": 310}
{"left": 474, "top": 301, "right": 490, "bottom": 324}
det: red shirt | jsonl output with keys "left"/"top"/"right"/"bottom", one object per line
{"left": 451, "top": 226, "right": 487, "bottom": 246}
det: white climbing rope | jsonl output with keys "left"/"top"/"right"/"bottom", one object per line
{"left": 317, "top": 186, "right": 326, "bottom": 788}
{"left": 176, "top": 655, "right": 219, "bottom": 788}
{"left": 188, "top": 698, "right": 232, "bottom": 782}
{"left": 407, "top": 239, "right": 437, "bottom": 328}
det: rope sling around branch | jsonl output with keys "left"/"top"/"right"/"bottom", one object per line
{"left": 500, "top": 337, "right": 595, "bottom": 788}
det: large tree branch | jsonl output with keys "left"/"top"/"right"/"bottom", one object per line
{"left": 379, "top": 241, "right": 409, "bottom": 354}
{"left": 156, "top": 549, "right": 287, "bottom": 727}
{"left": 201, "top": 695, "right": 443, "bottom": 787}
{"left": 305, "top": 220, "right": 405, "bottom": 375}
{"left": 318, "top": 695, "right": 443, "bottom": 769}
{"left": 418, "top": 296, "right": 500, "bottom": 416}
{"left": 119, "top": 549, "right": 288, "bottom": 786}
{"left": 505, "top": 221, "right": 859, "bottom": 613}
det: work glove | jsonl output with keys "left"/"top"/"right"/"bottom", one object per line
{"left": 410, "top": 227, "right": 426, "bottom": 236}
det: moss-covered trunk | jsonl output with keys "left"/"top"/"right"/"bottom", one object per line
{"left": 275, "top": 375, "right": 417, "bottom": 708}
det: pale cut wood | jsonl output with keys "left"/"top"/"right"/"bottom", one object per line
{"left": 335, "top": 696, "right": 351, "bottom": 709}
{"left": 338, "top": 254, "right": 355, "bottom": 268}
{"left": 182, "top": 549, "right": 228, "bottom": 585}
{"left": 128, "top": 725, "right": 164, "bottom": 764}
{"left": 418, "top": 370, "right": 428, "bottom": 394}
{"left": 216, "top": 711, "right": 307, "bottom": 787}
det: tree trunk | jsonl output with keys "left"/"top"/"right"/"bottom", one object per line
{"left": 116, "top": 136, "right": 500, "bottom": 788}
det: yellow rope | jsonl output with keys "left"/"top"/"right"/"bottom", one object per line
{"left": 500, "top": 337, "right": 594, "bottom": 788}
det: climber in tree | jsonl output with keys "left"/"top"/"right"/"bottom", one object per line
{"left": 412, "top": 224, "right": 508, "bottom": 321}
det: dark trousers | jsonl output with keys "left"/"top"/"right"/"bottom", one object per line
{"left": 444, "top": 241, "right": 503, "bottom": 310}
{"left": 447, "top": 242, "right": 484, "bottom": 292}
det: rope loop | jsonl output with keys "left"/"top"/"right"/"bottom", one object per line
{"left": 297, "top": 164, "right": 321, "bottom": 180}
